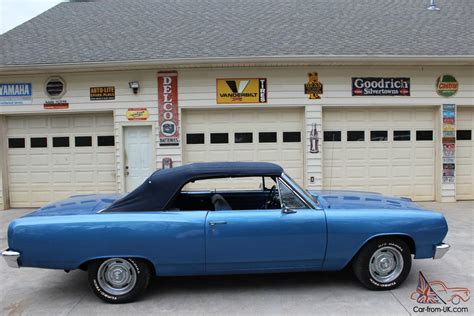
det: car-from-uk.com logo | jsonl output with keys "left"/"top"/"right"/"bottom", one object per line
{"left": 411, "top": 271, "right": 470, "bottom": 313}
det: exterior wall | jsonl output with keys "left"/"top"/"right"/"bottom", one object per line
{"left": 0, "top": 65, "right": 473, "bottom": 208}
{"left": 0, "top": 116, "right": 8, "bottom": 209}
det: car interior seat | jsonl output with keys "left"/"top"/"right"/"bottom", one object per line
{"left": 212, "top": 194, "right": 232, "bottom": 211}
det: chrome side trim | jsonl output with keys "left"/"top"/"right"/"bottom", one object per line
{"left": 2, "top": 249, "right": 20, "bottom": 268}
{"left": 433, "top": 243, "right": 450, "bottom": 259}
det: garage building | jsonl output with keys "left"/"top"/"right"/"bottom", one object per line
{"left": 0, "top": 0, "right": 473, "bottom": 209}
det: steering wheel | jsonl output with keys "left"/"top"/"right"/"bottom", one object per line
{"left": 261, "top": 185, "right": 279, "bottom": 209}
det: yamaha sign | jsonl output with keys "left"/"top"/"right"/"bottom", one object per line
{"left": 352, "top": 77, "right": 410, "bottom": 96}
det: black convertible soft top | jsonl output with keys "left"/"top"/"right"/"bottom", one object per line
{"left": 105, "top": 162, "right": 283, "bottom": 212}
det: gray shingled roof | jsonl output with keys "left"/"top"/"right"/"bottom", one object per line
{"left": 1, "top": 0, "right": 473, "bottom": 66}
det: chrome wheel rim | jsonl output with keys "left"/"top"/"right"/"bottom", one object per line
{"left": 369, "top": 246, "right": 404, "bottom": 283}
{"left": 97, "top": 258, "right": 137, "bottom": 296}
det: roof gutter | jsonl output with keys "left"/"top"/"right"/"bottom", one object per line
{"left": 1, "top": 55, "right": 473, "bottom": 74}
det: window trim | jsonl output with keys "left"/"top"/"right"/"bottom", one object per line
{"left": 370, "top": 130, "right": 388, "bottom": 141}
{"left": 277, "top": 175, "right": 313, "bottom": 209}
{"left": 416, "top": 130, "right": 434, "bottom": 141}
{"left": 258, "top": 132, "right": 277, "bottom": 143}
{"left": 323, "top": 131, "right": 342, "bottom": 142}
{"left": 347, "top": 130, "right": 365, "bottom": 142}
{"left": 210, "top": 133, "right": 229, "bottom": 144}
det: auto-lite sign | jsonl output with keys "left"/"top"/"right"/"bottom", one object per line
{"left": 216, "top": 78, "right": 267, "bottom": 104}
{"left": 90, "top": 86, "right": 115, "bottom": 100}
{"left": 158, "top": 71, "right": 179, "bottom": 146}
{"left": 352, "top": 78, "right": 410, "bottom": 96}
{"left": 0, "top": 83, "right": 32, "bottom": 105}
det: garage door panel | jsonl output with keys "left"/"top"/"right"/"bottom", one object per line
{"left": 456, "top": 107, "right": 474, "bottom": 200}
{"left": 392, "top": 166, "right": 411, "bottom": 177}
{"left": 7, "top": 114, "right": 116, "bottom": 207}
{"left": 183, "top": 109, "right": 304, "bottom": 186}
{"left": 323, "top": 108, "right": 436, "bottom": 201}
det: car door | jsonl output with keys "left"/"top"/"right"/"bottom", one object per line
{"left": 205, "top": 178, "right": 327, "bottom": 273}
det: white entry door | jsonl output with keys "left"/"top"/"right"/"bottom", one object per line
{"left": 124, "top": 126, "right": 154, "bottom": 192}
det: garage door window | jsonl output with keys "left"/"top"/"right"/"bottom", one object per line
{"left": 31, "top": 137, "right": 47, "bottom": 148}
{"left": 259, "top": 132, "right": 277, "bottom": 143}
{"left": 347, "top": 131, "right": 365, "bottom": 141}
{"left": 416, "top": 130, "right": 433, "bottom": 141}
{"left": 457, "top": 130, "right": 472, "bottom": 140}
{"left": 323, "top": 131, "right": 341, "bottom": 142}
{"left": 283, "top": 132, "right": 301, "bottom": 143}
{"left": 394, "top": 130, "right": 411, "bottom": 141}
{"left": 75, "top": 136, "right": 92, "bottom": 147}
{"left": 235, "top": 132, "right": 253, "bottom": 143}
{"left": 370, "top": 131, "right": 388, "bottom": 141}
{"left": 8, "top": 138, "right": 25, "bottom": 148}
{"left": 186, "top": 133, "right": 205, "bottom": 144}
{"left": 53, "top": 137, "right": 70, "bottom": 147}
{"left": 98, "top": 136, "right": 115, "bottom": 146}
{"left": 210, "top": 133, "right": 229, "bottom": 144}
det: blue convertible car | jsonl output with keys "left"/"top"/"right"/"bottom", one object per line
{"left": 3, "top": 162, "right": 450, "bottom": 303}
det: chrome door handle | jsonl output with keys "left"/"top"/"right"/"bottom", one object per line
{"left": 209, "top": 221, "right": 227, "bottom": 226}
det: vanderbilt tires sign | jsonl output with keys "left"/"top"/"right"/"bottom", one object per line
{"left": 216, "top": 78, "right": 267, "bottom": 104}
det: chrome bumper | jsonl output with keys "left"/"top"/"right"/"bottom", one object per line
{"left": 433, "top": 243, "right": 450, "bottom": 259}
{"left": 2, "top": 249, "right": 20, "bottom": 268}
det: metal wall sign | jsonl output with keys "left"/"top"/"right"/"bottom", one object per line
{"left": 45, "top": 76, "right": 66, "bottom": 98}
{"left": 90, "top": 86, "right": 115, "bottom": 100}
{"left": 216, "top": 78, "right": 267, "bottom": 104}
{"left": 44, "top": 100, "right": 69, "bottom": 109}
{"left": 0, "top": 83, "right": 32, "bottom": 105}
{"left": 304, "top": 72, "right": 323, "bottom": 99}
{"left": 158, "top": 71, "right": 179, "bottom": 146}
{"left": 442, "top": 104, "right": 456, "bottom": 184}
{"left": 436, "top": 75, "right": 459, "bottom": 97}
{"left": 127, "top": 108, "right": 149, "bottom": 121}
{"left": 352, "top": 77, "right": 410, "bottom": 96}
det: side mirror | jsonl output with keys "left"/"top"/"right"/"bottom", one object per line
{"left": 281, "top": 207, "right": 297, "bottom": 214}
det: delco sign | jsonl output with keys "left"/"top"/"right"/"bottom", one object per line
{"left": 352, "top": 78, "right": 410, "bottom": 96}
{"left": 158, "top": 71, "right": 180, "bottom": 146}
{"left": 0, "top": 83, "right": 32, "bottom": 105}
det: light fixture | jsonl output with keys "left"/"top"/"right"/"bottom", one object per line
{"left": 427, "top": 0, "right": 440, "bottom": 11}
{"left": 128, "top": 81, "right": 140, "bottom": 94}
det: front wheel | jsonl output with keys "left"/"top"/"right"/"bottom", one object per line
{"left": 352, "top": 237, "right": 412, "bottom": 290}
{"left": 88, "top": 257, "right": 151, "bottom": 303}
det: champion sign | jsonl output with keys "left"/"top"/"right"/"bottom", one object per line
{"left": 158, "top": 72, "right": 180, "bottom": 146}
{"left": 0, "top": 83, "right": 32, "bottom": 105}
{"left": 352, "top": 78, "right": 410, "bottom": 96}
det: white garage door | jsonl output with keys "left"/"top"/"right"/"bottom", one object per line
{"left": 456, "top": 107, "right": 474, "bottom": 200}
{"left": 323, "top": 107, "right": 436, "bottom": 201}
{"left": 7, "top": 113, "right": 117, "bottom": 207}
{"left": 182, "top": 108, "right": 304, "bottom": 186}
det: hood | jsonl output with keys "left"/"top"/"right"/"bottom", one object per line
{"left": 23, "top": 194, "right": 122, "bottom": 217}
{"left": 309, "top": 190, "right": 424, "bottom": 210}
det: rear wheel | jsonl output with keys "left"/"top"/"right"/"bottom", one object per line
{"left": 352, "top": 237, "right": 412, "bottom": 290}
{"left": 88, "top": 257, "right": 151, "bottom": 303}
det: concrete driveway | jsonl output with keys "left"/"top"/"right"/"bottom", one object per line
{"left": 1, "top": 202, "right": 472, "bottom": 316}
